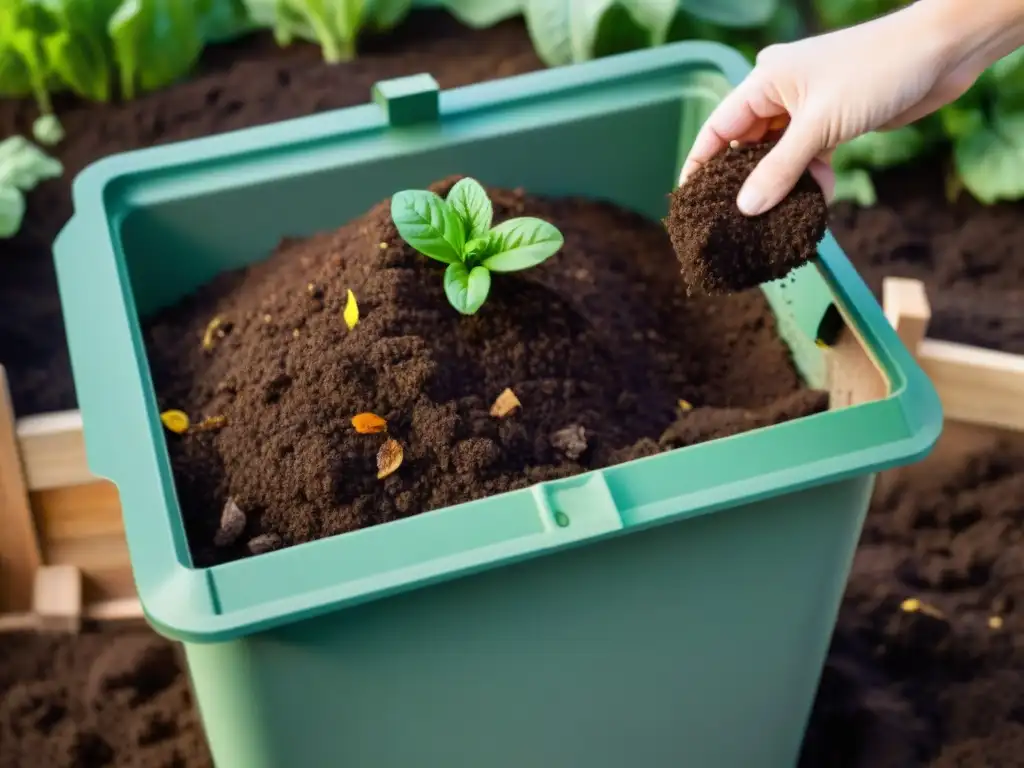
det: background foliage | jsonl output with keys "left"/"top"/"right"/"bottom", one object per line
{"left": 1, "top": 0, "right": 1022, "bottom": 204}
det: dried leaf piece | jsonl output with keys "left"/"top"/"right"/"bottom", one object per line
{"left": 192, "top": 415, "right": 227, "bottom": 433}
{"left": 214, "top": 498, "right": 247, "bottom": 547}
{"left": 352, "top": 412, "right": 387, "bottom": 434}
{"left": 160, "top": 410, "right": 190, "bottom": 434}
{"left": 202, "top": 316, "right": 225, "bottom": 352}
{"left": 343, "top": 289, "right": 359, "bottom": 330}
{"left": 376, "top": 438, "right": 404, "bottom": 480}
{"left": 247, "top": 533, "right": 282, "bottom": 555}
{"left": 677, "top": 399, "right": 693, "bottom": 411}
{"left": 900, "top": 597, "right": 945, "bottom": 620}
{"left": 490, "top": 388, "right": 521, "bottom": 418}
{"left": 989, "top": 616, "right": 1004, "bottom": 630}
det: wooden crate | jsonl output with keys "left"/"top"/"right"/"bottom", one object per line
{"left": 1, "top": 276, "right": 1021, "bottom": 632}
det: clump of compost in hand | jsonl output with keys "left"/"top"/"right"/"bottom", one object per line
{"left": 665, "top": 141, "right": 828, "bottom": 295}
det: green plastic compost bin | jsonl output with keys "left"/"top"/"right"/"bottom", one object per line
{"left": 53, "top": 42, "right": 941, "bottom": 768}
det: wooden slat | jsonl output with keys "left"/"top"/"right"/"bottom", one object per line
{"left": 16, "top": 410, "right": 95, "bottom": 490}
{"left": 0, "top": 366, "right": 42, "bottom": 612}
{"left": 883, "top": 277, "right": 1024, "bottom": 433}
{"left": 918, "top": 339, "right": 1024, "bottom": 432}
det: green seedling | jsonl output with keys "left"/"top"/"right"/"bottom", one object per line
{"left": 390, "top": 177, "right": 565, "bottom": 315}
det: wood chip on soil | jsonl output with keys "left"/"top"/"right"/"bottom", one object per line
{"left": 377, "top": 438, "right": 403, "bottom": 480}
{"left": 490, "top": 388, "right": 521, "bottom": 418}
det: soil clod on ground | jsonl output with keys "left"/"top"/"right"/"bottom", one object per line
{"left": 666, "top": 141, "right": 828, "bottom": 295}
{"left": 144, "top": 176, "right": 824, "bottom": 567}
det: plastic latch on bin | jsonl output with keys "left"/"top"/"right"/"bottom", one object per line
{"left": 532, "top": 472, "right": 624, "bottom": 539}
{"left": 372, "top": 73, "right": 440, "bottom": 127}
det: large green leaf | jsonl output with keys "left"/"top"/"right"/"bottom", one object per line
{"left": 954, "top": 109, "right": 1024, "bottom": 204}
{"left": 524, "top": 0, "right": 615, "bottom": 66}
{"left": 0, "top": 135, "right": 63, "bottom": 237}
{"left": 831, "top": 125, "right": 930, "bottom": 171}
{"left": 437, "top": 0, "right": 522, "bottom": 29}
{"left": 812, "top": 0, "right": 902, "bottom": 29}
{"left": 621, "top": 0, "right": 676, "bottom": 44}
{"left": 831, "top": 168, "right": 877, "bottom": 207}
{"left": 109, "top": 0, "right": 205, "bottom": 99}
{"left": 680, "top": 0, "right": 778, "bottom": 28}
{"left": 592, "top": 2, "right": 651, "bottom": 58}
{"left": 365, "top": 0, "right": 414, "bottom": 29}
{"left": 992, "top": 47, "right": 1024, "bottom": 108}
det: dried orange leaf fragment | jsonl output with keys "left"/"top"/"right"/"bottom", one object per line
{"left": 193, "top": 415, "right": 227, "bottom": 433}
{"left": 202, "top": 316, "right": 224, "bottom": 352}
{"left": 160, "top": 410, "right": 190, "bottom": 434}
{"left": 490, "top": 388, "right": 521, "bottom": 418}
{"left": 900, "top": 597, "right": 945, "bottom": 620}
{"left": 376, "top": 438, "right": 403, "bottom": 480}
{"left": 352, "top": 412, "right": 387, "bottom": 434}
{"left": 343, "top": 289, "right": 359, "bottom": 329}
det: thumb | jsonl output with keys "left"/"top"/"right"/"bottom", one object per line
{"left": 736, "top": 117, "right": 826, "bottom": 216}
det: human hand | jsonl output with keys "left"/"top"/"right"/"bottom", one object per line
{"left": 679, "top": 0, "right": 1021, "bottom": 216}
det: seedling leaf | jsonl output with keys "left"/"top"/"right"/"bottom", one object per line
{"left": 446, "top": 177, "right": 492, "bottom": 240}
{"left": 376, "top": 438, "right": 403, "bottom": 479}
{"left": 343, "top": 289, "right": 359, "bottom": 329}
{"left": 352, "top": 412, "right": 388, "bottom": 434}
{"left": 481, "top": 217, "right": 564, "bottom": 272}
{"left": 391, "top": 189, "right": 465, "bottom": 264}
{"left": 444, "top": 262, "right": 492, "bottom": 315}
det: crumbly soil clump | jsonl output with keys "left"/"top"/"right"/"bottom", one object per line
{"left": 666, "top": 141, "right": 828, "bottom": 295}
{"left": 144, "top": 177, "right": 825, "bottom": 567}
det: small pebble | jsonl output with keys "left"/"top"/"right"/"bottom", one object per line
{"left": 247, "top": 533, "right": 282, "bottom": 555}
{"left": 551, "top": 424, "right": 588, "bottom": 461}
{"left": 213, "top": 498, "right": 246, "bottom": 547}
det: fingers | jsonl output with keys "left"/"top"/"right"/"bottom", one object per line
{"left": 736, "top": 116, "right": 827, "bottom": 216}
{"left": 808, "top": 157, "right": 836, "bottom": 202}
{"left": 679, "top": 76, "right": 785, "bottom": 186}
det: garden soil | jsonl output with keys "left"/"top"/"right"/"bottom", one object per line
{"left": 145, "top": 177, "right": 823, "bottom": 566}
{"left": 2, "top": 14, "right": 1024, "bottom": 768}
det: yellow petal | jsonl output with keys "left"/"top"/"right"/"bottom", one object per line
{"left": 161, "top": 409, "right": 190, "bottom": 434}
{"left": 677, "top": 399, "right": 693, "bottom": 411}
{"left": 343, "top": 289, "right": 359, "bottom": 330}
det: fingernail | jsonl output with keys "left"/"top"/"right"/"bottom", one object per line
{"left": 736, "top": 184, "right": 766, "bottom": 216}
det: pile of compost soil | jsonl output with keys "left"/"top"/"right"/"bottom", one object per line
{"left": 0, "top": 624, "right": 212, "bottom": 768}
{"left": 145, "top": 177, "right": 824, "bottom": 566}
{"left": 0, "top": 11, "right": 543, "bottom": 417}
{"left": 665, "top": 141, "right": 827, "bottom": 295}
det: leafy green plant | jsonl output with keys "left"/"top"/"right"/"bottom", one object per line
{"left": 0, "top": 135, "right": 63, "bottom": 237}
{"left": 390, "top": 178, "right": 564, "bottom": 315}
{"left": 241, "top": 0, "right": 417, "bottom": 61}
{"left": 0, "top": 0, "right": 252, "bottom": 143}
{"left": 431, "top": 0, "right": 785, "bottom": 68}
{"left": 816, "top": 0, "right": 1024, "bottom": 205}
